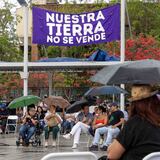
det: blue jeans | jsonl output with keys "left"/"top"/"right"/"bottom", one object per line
{"left": 92, "top": 126, "right": 120, "bottom": 146}
{"left": 19, "top": 124, "right": 36, "bottom": 143}
{"left": 61, "top": 120, "right": 75, "bottom": 133}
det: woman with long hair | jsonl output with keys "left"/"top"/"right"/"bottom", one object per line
{"left": 105, "top": 84, "right": 160, "bottom": 160}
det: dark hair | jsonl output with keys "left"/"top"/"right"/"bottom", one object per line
{"left": 98, "top": 105, "right": 106, "bottom": 113}
{"left": 81, "top": 104, "right": 89, "bottom": 110}
{"left": 37, "top": 106, "right": 43, "bottom": 112}
{"left": 27, "top": 104, "right": 35, "bottom": 113}
{"left": 130, "top": 95, "right": 160, "bottom": 127}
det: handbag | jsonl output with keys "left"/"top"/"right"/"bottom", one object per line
{"left": 47, "top": 117, "right": 58, "bottom": 127}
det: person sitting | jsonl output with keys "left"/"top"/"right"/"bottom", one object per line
{"left": 61, "top": 111, "right": 77, "bottom": 134}
{"left": 16, "top": 108, "right": 23, "bottom": 124}
{"left": 106, "top": 84, "right": 160, "bottom": 160}
{"left": 92, "top": 106, "right": 98, "bottom": 117}
{"left": 0, "top": 106, "right": 9, "bottom": 134}
{"left": 44, "top": 104, "right": 62, "bottom": 147}
{"left": 89, "top": 105, "right": 108, "bottom": 137}
{"left": 36, "top": 106, "right": 45, "bottom": 132}
{"left": 89, "top": 102, "right": 124, "bottom": 151}
{"left": 19, "top": 104, "right": 37, "bottom": 146}
{"left": 63, "top": 104, "right": 94, "bottom": 149}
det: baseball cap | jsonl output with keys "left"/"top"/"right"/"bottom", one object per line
{"left": 109, "top": 102, "right": 118, "bottom": 108}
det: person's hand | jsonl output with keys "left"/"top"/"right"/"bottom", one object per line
{"left": 26, "top": 115, "right": 31, "bottom": 119}
{"left": 111, "top": 125, "right": 116, "bottom": 128}
{"left": 51, "top": 113, "right": 56, "bottom": 117}
{"left": 93, "top": 125, "right": 97, "bottom": 129}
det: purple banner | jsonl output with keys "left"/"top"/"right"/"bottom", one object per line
{"left": 32, "top": 4, "right": 120, "bottom": 46}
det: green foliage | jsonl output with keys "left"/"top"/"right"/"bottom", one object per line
{"left": 0, "top": 0, "right": 22, "bottom": 62}
{"left": 47, "top": 46, "right": 62, "bottom": 58}
{"left": 0, "top": 35, "right": 22, "bottom": 61}
{"left": 127, "top": 1, "right": 160, "bottom": 40}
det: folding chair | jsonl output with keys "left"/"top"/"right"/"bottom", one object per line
{"left": 143, "top": 152, "right": 160, "bottom": 160}
{"left": 41, "top": 152, "right": 97, "bottom": 160}
{"left": 5, "top": 115, "right": 18, "bottom": 134}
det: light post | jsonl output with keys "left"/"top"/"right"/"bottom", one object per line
{"left": 17, "top": 0, "right": 28, "bottom": 114}
{"left": 17, "top": 0, "right": 28, "bottom": 97}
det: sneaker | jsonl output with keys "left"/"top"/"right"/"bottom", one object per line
{"left": 52, "top": 140, "right": 56, "bottom": 147}
{"left": 89, "top": 145, "right": 98, "bottom": 151}
{"left": 44, "top": 141, "right": 48, "bottom": 147}
{"left": 63, "top": 133, "right": 71, "bottom": 140}
{"left": 72, "top": 143, "right": 78, "bottom": 149}
{"left": 100, "top": 145, "right": 108, "bottom": 151}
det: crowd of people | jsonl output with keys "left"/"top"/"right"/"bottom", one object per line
{"left": 16, "top": 98, "right": 129, "bottom": 149}
{"left": 1, "top": 84, "right": 160, "bottom": 160}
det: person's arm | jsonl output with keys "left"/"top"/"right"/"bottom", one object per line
{"left": 107, "top": 139, "right": 125, "bottom": 160}
{"left": 45, "top": 113, "right": 53, "bottom": 121}
{"left": 30, "top": 117, "right": 37, "bottom": 125}
{"left": 92, "top": 116, "right": 97, "bottom": 127}
{"left": 54, "top": 113, "right": 63, "bottom": 123}
{"left": 112, "top": 118, "right": 125, "bottom": 128}
{"left": 22, "top": 112, "right": 29, "bottom": 124}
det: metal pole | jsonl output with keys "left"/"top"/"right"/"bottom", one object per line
{"left": 120, "top": 0, "right": 125, "bottom": 110}
{"left": 23, "top": 6, "right": 28, "bottom": 114}
{"left": 48, "top": 72, "right": 53, "bottom": 96}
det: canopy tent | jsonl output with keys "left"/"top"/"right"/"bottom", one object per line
{"left": 37, "top": 49, "right": 119, "bottom": 63}
{"left": 0, "top": 61, "right": 121, "bottom": 72}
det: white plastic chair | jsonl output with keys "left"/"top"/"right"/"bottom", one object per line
{"left": 41, "top": 152, "right": 97, "bottom": 160}
{"left": 143, "top": 152, "right": 160, "bottom": 160}
{"left": 5, "top": 115, "right": 18, "bottom": 134}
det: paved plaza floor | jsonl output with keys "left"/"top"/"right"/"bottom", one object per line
{"left": 0, "top": 134, "right": 105, "bottom": 160}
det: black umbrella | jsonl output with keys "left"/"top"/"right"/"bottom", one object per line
{"left": 91, "top": 59, "right": 160, "bottom": 85}
{"left": 66, "top": 98, "right": 96, "bottom": 113}
{"left": 84, "top": 86, "right": 128, "bottom": 97}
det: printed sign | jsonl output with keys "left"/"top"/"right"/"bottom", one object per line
{"left": 32, "top": 4, "right": 120, "bottom": 46}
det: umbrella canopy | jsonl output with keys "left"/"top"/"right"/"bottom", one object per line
{"left": 66, "top": 97, "right": 96, "bottom": 113}
{"left": 91, "top": 59, "right": 160, "bottom": 85}
{"left": 84, "top": 86, "right": 128, "bottom": 97}
{"left": 8, "top": 95, "right": 41, "bottom": 109}
{"left": 43, "top": 96, "right": 70, "bottom": 109}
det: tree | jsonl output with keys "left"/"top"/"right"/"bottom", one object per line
{"left": 107, "top": 34, "right": 160, "bottom": 61}
{"left": 0, "top": 1, "right": 22, "bottom": 62}
{"left": 127, "top": 1, "right": 160, "bottom": 40}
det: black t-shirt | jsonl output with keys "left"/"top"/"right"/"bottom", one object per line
{"left": 108, "top": 110, "right": 124, "bottom": 129}
{"left": 117, "top": 115, "right": 160, "bottom": 160}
